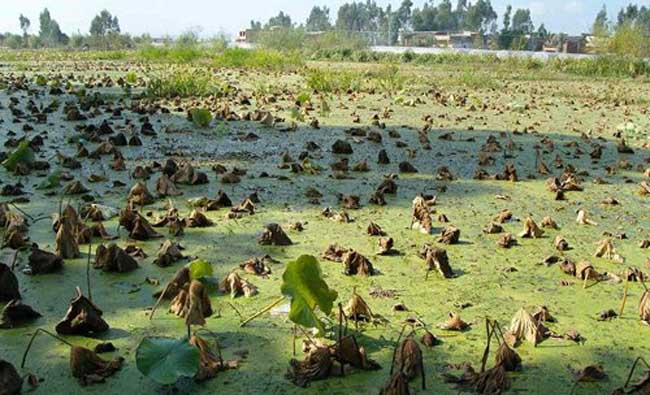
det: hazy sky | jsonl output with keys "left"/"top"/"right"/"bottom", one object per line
{"left": 0, "top": 1, "right": 647, "bottom": 38}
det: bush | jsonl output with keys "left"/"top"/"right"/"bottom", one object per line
{"left": 146, "top": 69, "right": 227, "bottom": 98}
{"left": 190, "top": 108, "right": 213, "bottom": 128}
{"left": 212, "top": 48, "right": 303, "bottom": 70}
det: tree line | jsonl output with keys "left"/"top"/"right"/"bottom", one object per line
{"left": 249, "top": 1, "right": 650, "bottom": 53}
{"left": 0, "top": 8, "right": 149, "bottom": 50}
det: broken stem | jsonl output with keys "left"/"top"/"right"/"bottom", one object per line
{"left": 149, "top": 282, "right": 172, "bottom": 321}
{"left": 389, "top": 325, "right": 407, "bottom": 376}
{"left": 582, "top": 268, "right": 592, "bottom": 289}
{"left": 21, "top": 328, "right": 73, "bottom": 368}
{"left": 480, "top": 318, "right": 495, "bottom": 373}
{"left": 227, "top": 302, "right": 243, "bottom": 322}
{"left": 624, "top": 357, "right": 650, "bottom": 388}
{"left": 11, "top": 203, "right": 34, "bottom": 222}
{"left": 86, "top": 243, "right": 92, "bottom": 301}
{"left": 9, "top": 249, "right": 18, "bottom": 271}
{"left": 619, "top": 276, "right": 630, "bottom": 317}
{"left": 239, "top": 295, "right": 286, "bottom": 327}
{"left": 292, "top": 324, "right": 297, "bottom": 357}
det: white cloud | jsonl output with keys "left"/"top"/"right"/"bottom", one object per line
{"left": 563, "top": 0, "right": 584, "bottom": 13}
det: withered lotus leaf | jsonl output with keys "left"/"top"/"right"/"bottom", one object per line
{"left": 394, "top": 336, "right": 423, "bottom": 381}
{"left": 640, "top": 290, "right": 650, "bottom": 324}
{"left": 509, "top": 308, "right": 547, "bottom": 346}
{"left": 576, "top": 209, "right": 597, "bottom": 226}
{"left": 482, "top": 222, "right": 503, "bottom": 234}
{"left": 239, "top": 256, "right": 272, "bottom": 276}
{"left": 127, "top": 181, "right": 155, "bottom": 206}
{"left": 343, "top": 292, "right": 375, "bottom": 322}
{"left": 153, "top": 267, "right": 190, "bottom": 300}
{"left": 420, "top": 330, "right": 440, "bottom": 347}
{"left": 519, "top": 217, "right": 543, "bottom": 239}
{"left": 573, "top": 364, "right": 606, "bottom": 382}
{"left": 411, "top": 196, "right": 432, "bottom": 234}
{"left": 343, "top": 251, "right": 375, "bottom": 276}
{"left": 419, "top": 245, "right": 453, "bottom": 278}
{"left": 258, "top": 223, "right": 292, "bottom": 246}
{"left": 367, "top": 222, "right": 386, "bottom": 236}
{"left": 594, "top": 239, "right": 625, "bottom": 263}
{"left": 321, "top": 244, "right": 349, "bottom": 262}
{"left": 438, "top": 226, "right": 460, "bottom": 245}
{"left": 56, "top": 287, "right": 109, "bottom": 336}
{"left": 0, "top": 300, "right": 41, "bottom": 329}
{"left": 187, "top": 209, "right": 213, "bottom": 228}
{"left": 576, "top": 261, "right": 599, "bottom": 280}
{"left": 439, "top": 312, "right": 469, "bottom": 331}
{"left": 70, "top": 346, "right": 123, "bottom": 386}
{"left": 494, "top": 343, "right": 522, "bottom": 372}
{"left": 286, "top": 346, "right": 333, "bottom": 387}
{"left": 380, "top": 372, "right": 411, "bottom": 395}
{"left": 171, "top": 162, "right": 208, "bottom": 185}
{"left": 378, "top": 237, "right": 395, "bottom": 255}
{"left": 474, "top": 365, "right": 509, "bottom": 394}
{"left": 219, "top": 272, "right": 258, "bottom": 298}
{"left": 0, "top": 263, "right": 21, "bottom": 302}
{"left": 155, "top": 174, "right": 182, "bottom": 197}
{"left": 190, "top": 335, "right": 237, "bottom": 383}
{"left": 0, "top": 359, "right": 23, "bottom": 395}
{"left": 554, "top": 235, "right": 569, "bottom": 251}
{"left": 170, "top": 280, "right": 212, "bottom": 326}
{"left": 540, "top": 216, "right": 559, "bottom": 229}
{"left": 497, "top": 233, "right": 516, "bottom": 248}
{"left": 94, "top": 244, "right": 139, "bottom": 273}
{"left": 334, "top": 335, "right": 381, "bottom": 371}
{"left": 55, "top": 217, "right": 80, "bottom": 259}
{"left": 532, "top": 306, "right": 556, "bottom": 323}
{"left": 153, "top": 240, "right": 186, "bottom": 267}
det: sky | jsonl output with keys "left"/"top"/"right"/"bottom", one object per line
{"left": 0, "top": 0, "right": 648, "bottom": 38}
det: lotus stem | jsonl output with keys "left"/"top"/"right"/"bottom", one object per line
{"left": 239, "top": 295, "right": 286, "bottom": 327}
{"left": 21, "top": 328, "right": 73, "bottom": 369}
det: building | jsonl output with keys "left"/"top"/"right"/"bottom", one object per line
{"left": 399, "top": 30, "right": 481, "bottom": 49}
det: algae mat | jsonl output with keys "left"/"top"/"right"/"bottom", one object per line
{"left": 1, "top": 61, "right": 650, "bottom": 394}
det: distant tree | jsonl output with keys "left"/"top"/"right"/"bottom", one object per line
{"left": 396, "top": 0, "right": 414, "bottom": 30}
{"left": 39, "top": 8, "right": 68, "bottom": 47}
{"left": 537, "top": 23, "right": 548, "bottom": 38}
{"left": 464, "top": 0, "right": 497, "bottom": 33}
{"left": 250, "top": 20, "right": 262, "bottom": 30}
{"left": 615, "top": 4, "right": 650, "bottom": 30}
{"left": 412, "top": 1, "right": 438, "bottom": 31}
{"left": 266, "top": 11, "right": 293, "bottom": 29}
{"left": 434, "top": 0, "right": 457, "bottom": 31}
{"left": 592, "top": 5, "right": 609, "bottom": 35}
{"left": 306, "top": 6, "right": 332, "bottom": 31}
{"left": 19, "top": 14, "right": 30, "bottom": 37}
{"left": 512, "top": 8, "right": 534, "bottom": 33}
{"left": 502, "top": 5, "right": 512, "bottom": 32}
{"left": 90, "top": 10, "right": 120, "bottom": 37}
{"left": 617, "top": 4, "right": 639, "bottom": 27}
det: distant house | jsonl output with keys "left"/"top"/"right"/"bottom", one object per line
{"left": 543, "top": 34, "right": 588, "bottom": 54}
{"left": 400, "top": 30, "right": 480, "bottom": 49}
{"left": 150, "top": 37, "right": 168, "bottom": 47}
{"left": 236, "top": 29, "right": 258, "bottom": 44}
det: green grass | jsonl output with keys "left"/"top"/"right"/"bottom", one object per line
{"left": 189, "top": 108, "right": 213, "bottom": 128}
{"left": 145, "top": 69, "right": 228, "bottom": 98}
{"left": 212, "top": 48, "right": 303, "bottom": 71}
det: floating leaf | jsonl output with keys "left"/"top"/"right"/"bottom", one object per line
{"left": 2, "top": 140, "right": 34, "bottom": 171}
{"left": 135, "top": 337, "right": 199, "bottom": 385}
{"left": 280, "top": 255, "right": 338, "bottom": 336}
{"left": 187, "top": 259, "right": 213, "bottom": 280}
{"left": 37, "top": 169, "right": 63, "bottom": 190}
